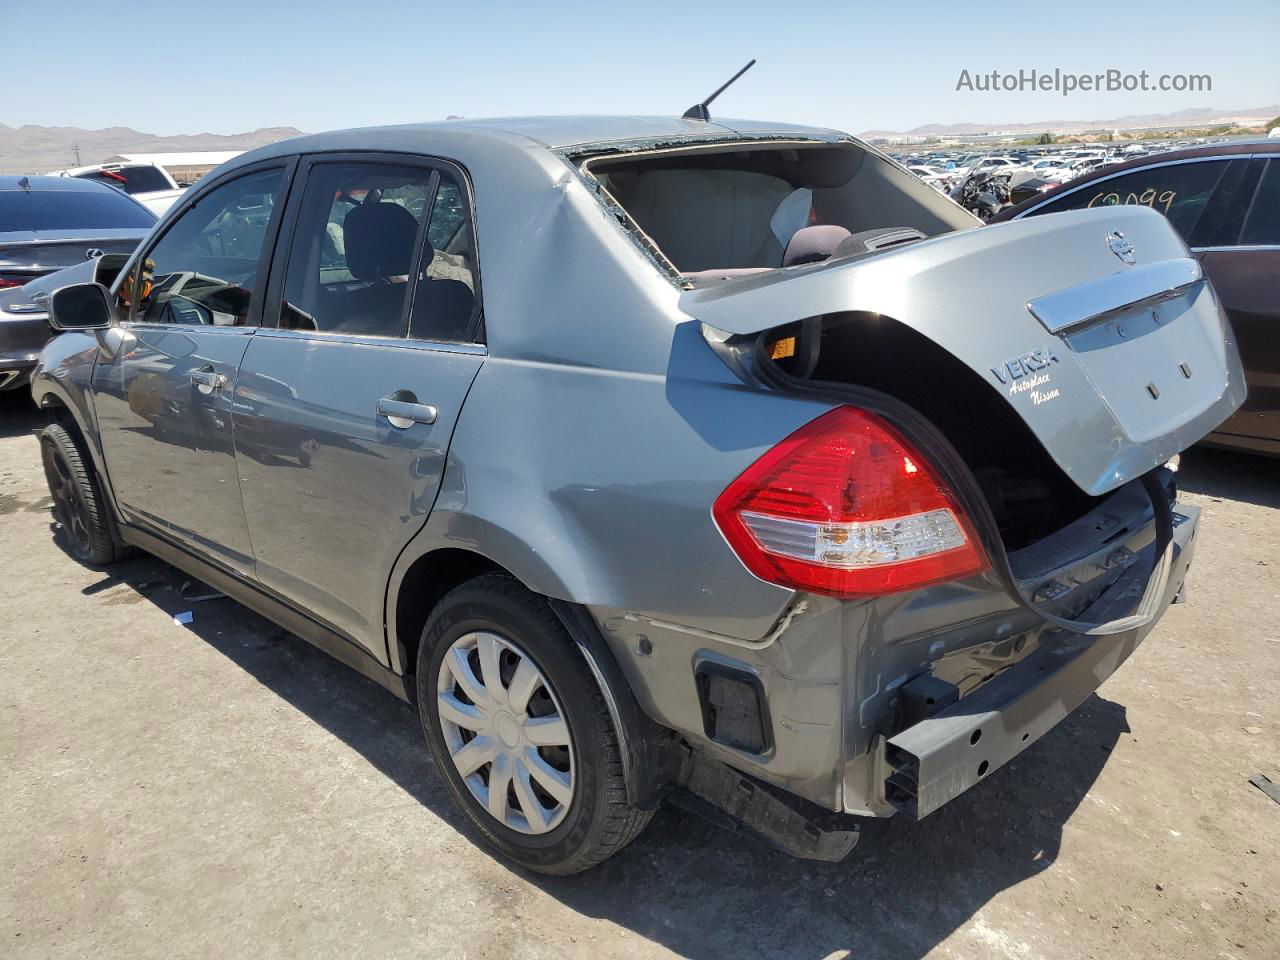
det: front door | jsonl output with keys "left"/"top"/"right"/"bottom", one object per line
{"left": 234, "top": 156, "right": 484, "bottom": 658}
{"left": 92, "top": 164, "right": 292, "bottom": 574}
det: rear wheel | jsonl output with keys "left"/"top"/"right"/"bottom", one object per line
{"left": 416, "top": 573, "right": 651, "bottom": 874}
{"left": 39, "top": 422, "right": 126, "bottom": 565}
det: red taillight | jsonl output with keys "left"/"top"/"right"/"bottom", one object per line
{"left": 713, "top": 407, "right": 988, "bottom": 598}
{"left": 0, "top": 278, "right": 22, "bottom": 289}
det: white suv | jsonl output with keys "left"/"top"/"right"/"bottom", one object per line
{"left": 51, "top": 162, "right": 185, "bottom": 215}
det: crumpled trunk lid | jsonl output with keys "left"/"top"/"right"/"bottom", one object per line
{"left": 685, "top": 205, "right": 1246, "bottom": 496}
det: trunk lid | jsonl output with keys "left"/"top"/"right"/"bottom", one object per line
{"left": 0, "top": 229, "right": 146, "bottom": 283}
{"left": 685, "top": 205, "right": 1246, "bottom": 496}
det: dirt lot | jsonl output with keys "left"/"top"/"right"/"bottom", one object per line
{"left": 0, "top": 391, "right": 1277, "bottom": 960}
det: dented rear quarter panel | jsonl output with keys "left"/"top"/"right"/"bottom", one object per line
{"left": 383, "top": 125, "right": 850, "bottom": 661}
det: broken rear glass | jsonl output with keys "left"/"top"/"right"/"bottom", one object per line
{"left": 578, "top": 141, "right": 975, "bottom": 280}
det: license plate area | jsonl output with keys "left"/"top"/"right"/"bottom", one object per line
{"left": 1063, "top": 282, "right": 1225, "bottom": 442}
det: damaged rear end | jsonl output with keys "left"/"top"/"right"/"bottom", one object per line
{"left": 683, "top": 204, "right": 1243, "bottom": 818}
{"left": 570, "top": 131, "right": 1243, "bottom": 835}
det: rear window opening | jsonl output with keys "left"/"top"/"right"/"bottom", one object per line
{"left": 0, "top": 189, "right": 155, "bottom": 231}
{"left": 762, "top": 312, "right": 1106, "bottom": 551}
{"left": 578, "top": 140, "right": 975, "bottom": 283}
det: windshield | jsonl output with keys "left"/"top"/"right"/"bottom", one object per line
{"left": 0, "top": 189, "right": 155, "bottom": 232}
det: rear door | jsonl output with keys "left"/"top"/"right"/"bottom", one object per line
{"left": 91, "top": 162, "right": 293, "bottom": 574}
{"left": 1190, "top": 156, "right": 1280, "bottom": 447}
{"left": 234, "top": 154, "right": 484, "bottom": 660}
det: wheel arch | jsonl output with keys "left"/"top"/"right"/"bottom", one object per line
{"left": 384, "top": 511, "right": 580, "bottom": 677}
{"left": 32, "top": 375, "right": 122, "bottom": 515}
{"left": 386, "top": 540, "right": 671, "bottom": 811}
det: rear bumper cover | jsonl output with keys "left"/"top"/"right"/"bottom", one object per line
{"left": 883, "top": 503, "right": 1199, "bottom": 819}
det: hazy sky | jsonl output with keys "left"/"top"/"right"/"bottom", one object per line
{"left": 6, "top": 0, "right": 1278, "bottom": 135}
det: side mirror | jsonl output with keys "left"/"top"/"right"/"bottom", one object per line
{"left": 48, "top": 282, "right": 113, "bottom": 331}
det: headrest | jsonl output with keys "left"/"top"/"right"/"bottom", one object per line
{"left": 343, "top": 202, "right": 419, "bottom": 280}
{"left": 781, "top": 225, "right": 853, "bottom": 267}
{"left": 832, "top": 227, "right": 927, "bottom": 260}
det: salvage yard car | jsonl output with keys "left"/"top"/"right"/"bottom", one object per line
{"left": 31, "top": 116, "right": 1244, "bottom": 875}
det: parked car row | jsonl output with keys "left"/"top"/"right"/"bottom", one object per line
{"left": 893, "top": 138, "right": 1235, "bottom": 191}
{"left": 6, "top": 113, "right": 1267, "bottom": 876}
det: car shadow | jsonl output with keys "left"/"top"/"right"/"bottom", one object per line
{"left": 1177, "top": 445, "right": 1279, "bottom": 509}
{"left": 0, "top": 390, "right": 43, "bottom": 440}
{"left": 69, "top": 547, "right": 1129, "bottom": 960}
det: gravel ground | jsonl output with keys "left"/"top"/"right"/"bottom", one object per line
{"left": 1, "top": 391, "right": 1277, "bottom": 960}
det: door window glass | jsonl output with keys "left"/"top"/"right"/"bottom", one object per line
{"left": 130, "top": 168, "right": 284, "bottom": 326}
{"left": 1035, "top": 160, "right": 1229, "bottom": 241}
{"left": 409, "top": 173, "right": 478, "bottom": 342}
{"left": 279, "top": 162, "right": 436, "bottom": 338}
{"left": 1240, "top": 159, "right": 1280, "bottom": 245}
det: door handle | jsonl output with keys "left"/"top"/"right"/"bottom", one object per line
{"left": 190, "top": 367, "right": 227, "bottom": 392}
{"left": 377, "top": 397, "right": 437, "bottom": 428}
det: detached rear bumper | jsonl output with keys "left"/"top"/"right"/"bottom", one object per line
{"left": 883, "top": 503, "right": 1199, "bottom": 820}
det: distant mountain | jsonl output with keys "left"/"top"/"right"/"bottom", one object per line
{"left": 0, "top": 124, "right": 305, "bottom": 175}
{"left": 860, "top": 104, "right": 1280, "bottom": 140}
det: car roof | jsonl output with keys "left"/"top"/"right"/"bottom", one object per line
{"left": 224, "top": 115, "right": 849, "bottom": 172}
{"left": 58, "top": 162, "right": 163, "bottom": 175}
{"left": 995, "top": 139, "right": 1280, "bottom": 221}
{"left": 441, "top": 115, "right": 843, "bottom": 147}
{"left": 0, "top": 174, "right": 127, "bottom": 193}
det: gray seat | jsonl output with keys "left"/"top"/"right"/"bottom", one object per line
{"left": 333, "top": 201, "right": 419, "bottom": 336}
{"left": 410, "top": 239, "right": 475, "bottom": 342}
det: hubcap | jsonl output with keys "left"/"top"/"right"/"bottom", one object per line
{"left": 436, "top": 631, "right": 575, "bottom": 835}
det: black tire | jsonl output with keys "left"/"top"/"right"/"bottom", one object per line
{"left": 416, "top": 573, "right": 652, "bottom": 874}
{"left": 39, "top": 422, "right": 127, "bottom": 565}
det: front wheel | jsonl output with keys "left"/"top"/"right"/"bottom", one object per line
{"left": 416, "top": 574, "right": 652, "bottom": 874}
{"left": 39, "top": 422, "right": 127, "bottom": 565}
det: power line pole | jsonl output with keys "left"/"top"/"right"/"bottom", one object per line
{"left": 72, "top": 143, "right": 82, "bottom": 166}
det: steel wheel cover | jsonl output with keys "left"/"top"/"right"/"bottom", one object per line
{"left": 436, "top": 631, "right": 575, "bottom": 834}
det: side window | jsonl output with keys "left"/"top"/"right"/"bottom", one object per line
{"left": 1240, "top": 159, "right": 1280, "bottom": 246}
{"left": 279, "top": 162, "right": 437, "bottom": 338}
{"left": 409, "top": 172, "right": 478, "bottom": 342}
{"left": 1187, "top": 159, "right": 1258, "bottom": 248}
{"left": 1035, "top": 160, "right": 1229, "bottom": 241}
{"left": 128, "top": 168, "right": 284, "bottom": 326}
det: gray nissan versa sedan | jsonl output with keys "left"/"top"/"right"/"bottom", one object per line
{"left": 31, "top": 116, "right": 1244, "bottom": 874}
